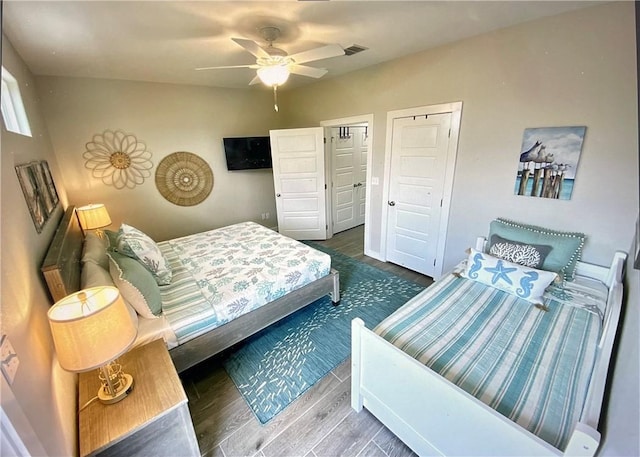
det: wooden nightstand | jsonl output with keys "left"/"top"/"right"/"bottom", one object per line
{"left": 78, "top": 339, "right": 200, "bottom": 457}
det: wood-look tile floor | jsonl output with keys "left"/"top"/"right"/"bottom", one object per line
{"left": 180, "top": 225, "right": 433, "bottom": 457}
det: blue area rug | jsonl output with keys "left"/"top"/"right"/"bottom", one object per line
{"left": 223, "top": 242, "right": 426, "bottom": 424}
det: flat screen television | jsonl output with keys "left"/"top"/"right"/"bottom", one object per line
{"left": 223, "top": 136, "right": 272, "bottom": 170}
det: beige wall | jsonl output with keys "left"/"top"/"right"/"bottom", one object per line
{"left": 36, "top": 77, "right": 281, "bottom": 241}
{"left": 282, "top": 2, "right": 638, "bottom": 272}
{"left": 1, "top": 36, "right": 75, "bottom": 456}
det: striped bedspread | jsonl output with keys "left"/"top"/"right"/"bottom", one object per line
{"left": 375, "top": 270, "right": 605, "bottom": 451}
{"left": 157, "top": 222, "right": 331, "bottom": 345}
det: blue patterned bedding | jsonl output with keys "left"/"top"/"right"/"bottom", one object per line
{"left": 375, "top": 267, "right": 606, "bottom": 451}
{"left": 157, "top": 222, "right": 331, "bottom": 345}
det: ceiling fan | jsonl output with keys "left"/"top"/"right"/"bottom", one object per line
{"left": 196, "top": 26, "right": 345, "bottom": 111}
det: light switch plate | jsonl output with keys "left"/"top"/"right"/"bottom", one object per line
{"left": 1, "top": 335, "right": 19, "bottom": 384}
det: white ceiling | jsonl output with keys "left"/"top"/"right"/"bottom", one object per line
{"left": 3, "top": 1, "right": 599, "bottom": 90}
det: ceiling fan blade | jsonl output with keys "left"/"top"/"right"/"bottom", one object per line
{"left": 232, "top": 38, "right": 271, "bottom": 59}
{"left": 249, "top": 75, "right": 262, "bottom": 86}
{"left": 195, "top": 64, "right": 260, "bottom": 71}
{"left": 289, "top": 64, "right": 328, "bottom": 79}
{"left": 288, "top": 44, "right": 344, "bottom": 65}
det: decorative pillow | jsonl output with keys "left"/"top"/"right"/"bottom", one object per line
{"left": 107, "top": 249, "right": 162, "bottom": 319}
{"left": 116, "top": 223, "right": 172, "bottom": 285}
{"left": 104, "top": 229, "right": 119, "bottom": 249}
{"left": 462, "top": 248, "right": 557, "bottom": 304}
{"left": 488, "top": 219, "right": 586, "bottom": 281}
{"left": 488, "top": 234, "right": 552, "bottom": 269}
{"left": 81, "top": 232, "right": 109, "bottom": 270}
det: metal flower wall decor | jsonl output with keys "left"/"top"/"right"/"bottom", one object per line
{"left": 83, "top": 129, "right": 153, "bottom": 189}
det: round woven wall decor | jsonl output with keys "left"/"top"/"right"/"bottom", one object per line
{"left": 155, "top": 152, "right": 213, "bottom": 206}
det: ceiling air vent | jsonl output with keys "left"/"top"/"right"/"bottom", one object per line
{"left": 344, "top": 44, "right": 368, "bottom": 56}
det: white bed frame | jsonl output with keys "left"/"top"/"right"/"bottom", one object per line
{"left": 351, "top": 237, "right": 626, "bottom": 457}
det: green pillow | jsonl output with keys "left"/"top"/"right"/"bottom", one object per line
{"left": 107, "top": 249, "right": 162, "bottom": 318}
{"left": 104, "top": 229, "right": 119, "bottom": 249}
{"left": 488, "top": 219, "right": 585, "bottom": 282}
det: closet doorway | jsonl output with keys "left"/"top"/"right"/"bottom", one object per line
{"left": 321, "top": 115, "right": 373, "bottom": 250}
{"left": 329, "top": 125, "right": 368, "bottom": 234}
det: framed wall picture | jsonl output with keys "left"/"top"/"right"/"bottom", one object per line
{"left": 15, "top": 160, "right": 59, "bottom": 233}
{"left": 515, "top": 126, "right": 586, "bottom": 200}
{"left": 36, "top": 161, "right": 59, "bottom": 215}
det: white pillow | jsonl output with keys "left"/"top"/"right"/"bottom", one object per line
{"left": 81, "top": 232, "right": 109, "bottom": 270}
{"left": 81, "top": 261, "right": 115, "bottom": 289}
{"left": 461, "top": 248, "right": 557, "bottom": 304}
{"left": 116, "top": 223, "right": 172, "bottom": 285}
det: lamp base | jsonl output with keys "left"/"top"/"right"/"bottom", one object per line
{"left": 97, "top": 373, "right": 134, "bottom": 404}
{"left": 93, "top": 228, "right": 106, "bottom": 240}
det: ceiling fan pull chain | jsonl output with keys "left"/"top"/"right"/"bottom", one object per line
{"left": 273, "top": 85, "right": 279, "bottom": 112}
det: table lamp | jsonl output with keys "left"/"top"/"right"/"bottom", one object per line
{"left": 47, "top": 286, "right": 137, "bottom": 404}
{"left": 76, "top": 204, "right": 111, "bottom": 239}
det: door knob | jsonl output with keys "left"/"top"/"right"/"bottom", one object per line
{"left": 353, "top": 183, "right": 358, "bottom": 188}
{"left": 276, "top": 193, "right": 281, "bottom": 197}
{"left": 388, "top": 201, "right": 396, "bottom": 206}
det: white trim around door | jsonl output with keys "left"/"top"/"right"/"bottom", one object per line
{"left": 381, "top": 102, "right": 462, "bottom": 279}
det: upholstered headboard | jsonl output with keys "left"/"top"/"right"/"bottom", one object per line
{"left": 41, "top": 205, "right": 83, "bottom": 303}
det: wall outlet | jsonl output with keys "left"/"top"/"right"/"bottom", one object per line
{"left": 1, "top": 335, "right": 19, "bottom": 385}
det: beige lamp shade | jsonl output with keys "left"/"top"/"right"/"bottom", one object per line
{"left": 47, "top": 286, "right": 137, "bottom": 373}
{"left": 76, "top": 204, "right": 112, "bottom": 231}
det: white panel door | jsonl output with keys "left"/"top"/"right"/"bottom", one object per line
{"left": 331, "top": 126, "right": 367, "bottom": 234}
{"left": 385, "top": 113, "right": 451, "bottom": 276}
{"left": 270, "top": 127, "right": 327, "bottom": 240}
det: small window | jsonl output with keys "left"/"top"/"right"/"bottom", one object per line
{"left": 1, "top": 67, "right": 32, "bottom": 137}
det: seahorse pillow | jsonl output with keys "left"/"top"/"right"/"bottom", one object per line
{"left": 462, "top": 248, "right": 557, "bottom": 304}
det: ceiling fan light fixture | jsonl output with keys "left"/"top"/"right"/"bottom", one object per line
{"left": 257, "top": 65, "right": 290, "bottom": 86}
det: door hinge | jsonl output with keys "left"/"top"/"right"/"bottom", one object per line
{"left": 325, "top": 183, "right": 327, "bottom": 190}
{"left": 434, "top": 259, "right": 437, "bottom": 266}
{"left": 448, "top": 128, "right": 451, "bottom": 138}
{"left": 324, "top": 137, "right": 327, "bottom": 144}
{"left": 326, "top": 224, "right": 328, "bottom": 230}
{"left": 440, "top": 199, "right": 443, "bottom": 207}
